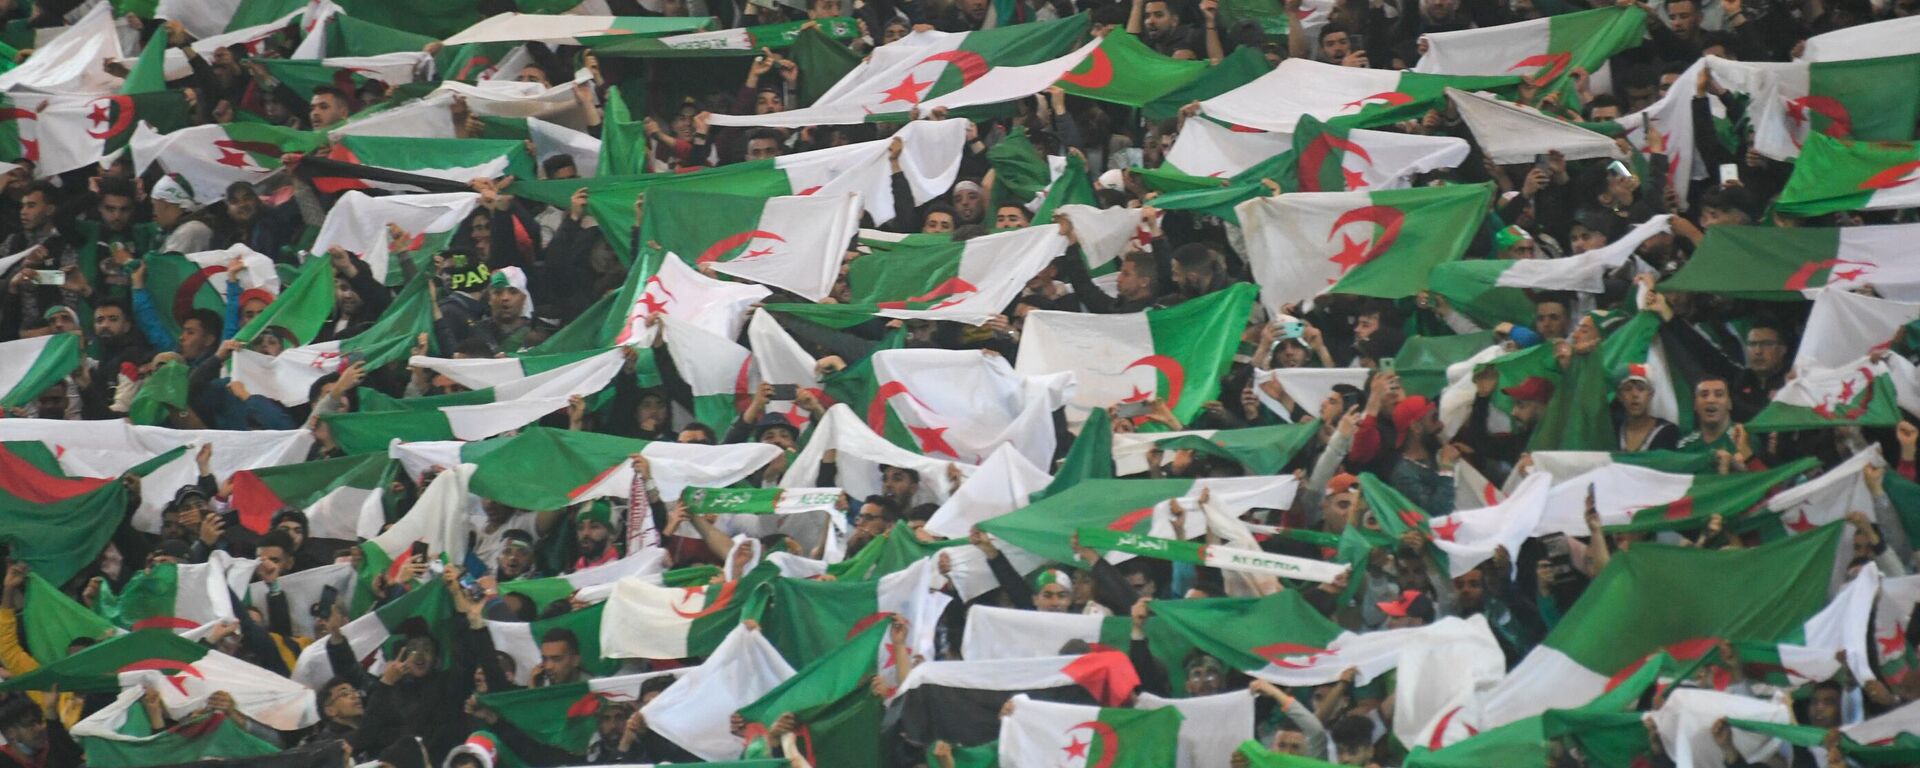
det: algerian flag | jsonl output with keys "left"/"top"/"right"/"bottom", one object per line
{"left": 1425, "top": 473, "right": 1552, "bottom": 579}
{"left": 310, "top": 191, "right": 479, "bottom": 285}
{"left": 313, "top": 135, "right": 529, "bottom": 195}
{"left": 290, "top": 577, "right": 460, "bottom": 688}
{"left": 1732, "top": 698, "right": 1920, "bottom": 765}
{"left": 864, "top": 348, "right": 1073, "bottom": 468}
{"left": 1414, "top": 6, "right": 1646, "bottom": 87}
{"left": 135, "top": 247, "right": 282, "bottom": 342}
{"left": 977, "top": 476, "right": 1293, "bottom": 571}
{"left": 97, "top": 553, "right": 256, "bottom": 632}
{"left": 318, "top": 349, "right": 628, "bottom": 454}
{"left": 442, "top": 13, "right": 708, "bottom": 45}
{"left": 22, "top": 572, "right": 119, "bottom": 663}
{"left": 1665, "top": 220, "right": 1920, "bottom": 300}
{"left": 527, "top": 116, "right": 599, "bottom": 179}
{"left": 1803, "top": 15, "right": 1920, "bottom": 62}
{"left": 475, "top": 670, "right": 686, "bottom": 754}
{"left": 1200, "top": 58, "right": 1515, "bottom": 133}
{"left": 1252, "top": 367, "right": 1369, "bottom": 423}
{"left": 0, "top": 628, "right": 317, "bottom": 731}
{"left": 638, "top": 624, "right": 796, "bottom": 761}
{"left": 600, "top": 563, "right": 779, "bottom": 660}
{"left": 1708, "top": 53, "right": 1920, "bottom": 161}
{"left": 1472, "top": 523, "right": 1845, "bottom": 729}
{"left": 709, "top": 16, "right": 1094, "bottom": 127}
{"left": 0, "top": 334, "right": 80, "bottom": 409}
{"left": 1445, "top": 88, "right": 1626, "bottom": 164}
{"left": 431, "top": 77, "right": 596, "bottom": 132}
{"left": 230, "top": 273, "right": 437, "bottom": 405}
{"left": 1432, "top": 215, "right": 1667, "bottom": 327}
{"left": 1775, "top": 133, "right": 1920, "bottom": 216}
{"left": 486, "top": 601, "right": 621, "bottom": 686}
{"left": 1875, "top": 574, "right": 1920, "bottom": 685}
{"left": 1080, "top": 526, "right": 1350, "bottom": 584}
{"left": 254, "top": 52, "right": 431, "bottom": 101}
{"left": 1163, "top": 118, "right": 1291, "bottom": 181}
{"left": 1649, "top": 689, "right": 1792, "bottom": 768}
{"left": 1237, "top": 182, "right": 1492, "bottom": 316}
{"left": 1748, "top": 358, "right": 1903, "bottom": 432}
{"left": 1286, "top": 115, "right": 1472, "bottom": 193}
{"left": 661, "top": 314, "right": 755, "bottom": 430}
{"left": 612, "top": 251, "right": 771, "bottom": 348}
{"left": 396, "top": 426, "right": 777, "bottom": 510}
{"left": 1016, "top": 283, "right": 1257, "bottom": 426}
{"left": 406, "top": 348, "right": 606, "bottom": 391}
{"left": 923, "top": 446, "right": 1053, "bottom": 542}
{"left": 1797, "top": 287, "right": 1920, "bottom": 370}
{"left": 815, "top": 223, "right": 1070, "bottom": 325}
{"left": 1595, "top": 459, "right": 1817, "bottom": 534}
{"left": 0, "top": 4, "right": 122, "bottom": 95}
{"left": 246, "top": 563, "right": 356, "bottom": 640}
{"left": 1135, "top": 691, "right": 1257, "bottom": 768}
{"left": 737, "top": 621, "right": 889, "bottom": 767}
{"left": 0, "top": 448, "right": 124, "bottom": 586}
{"left": 961, "top": 605, "right": 1132, "bottom": 661}
{"left": 1055, "top": 31, "right": 1208, "bottom": 107}
{"left": 1152, "top": 421, "right": 1320, "bottom": 475}
{"left": 781, "top": 404, "right": 971, "bottom": 506}
{"left": 645, "top": 188, "right": 861, "bottom": 302}
{"left": 130, "top": 122, "right": 325, "bottom": 205}
{"left": 998, "top": 694, "right": 1183, "bottom": 767}
{"left": 35, "top": 92, "right": 190, "bottom": 177}
{"left": 73, "top": 688, "right": 283, "bottom": 768}
{"left": 498, "top": 549, "right": 667, "bottom": 610}
{"left": 746, "top": 308, "right": 824, "bottom": 430}
{"left": 231, "top": 255, "right": 336, "bottom": 346}
{"left": 226, "top": 453, "right": 394, "bottom": 539}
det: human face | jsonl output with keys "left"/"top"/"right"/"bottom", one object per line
{"left": 1588, "top": 105, "right": 1621, "bottom": 121}
{"left": 882, "top": 467, "right": 918, "bottom": 501}
{"left": 335, "top": 278, "right": 363, "bottom": 318}
{"left": 922, "top": 212, "right": 954, "bottom": 233}
{"left": 576, "top": 520, "right": 612, "bottom": 556}
{"left": 747, "top": 137, "right": 782, "bottom": 159}
{"left": 1035, "top": 581, "right": 1073, "bottom": 612}
{"left": 754, "top": 90, "right": 784, "bottom": 115}
{"left": 1184, "top": 661, "right": 1224, "bottom": 695}
{"left": 1667, "top": 0, "right": 1698, "bottom": 35}
{"left": 1143, "top": 0, "right": 1175, "bottom": 34}
{"left": 994, "top": 205, "right": 1028, "bottom": 229}
{"left": 226, "top": 191, "right": 259, "bottom": 224}
{"left": 884, "top": 21, "right": 910, "bottom": 44}
{"left": 1320, "top": 31, "right": 1351, "bottom": 62}
{"left": 93, "top": 305, "right": 129, "bottom": 340}
{"left": 258, "top": 545, "right": 293, "bottom": 576}
{"left": 810, "top": 0, "right": 843, "bottom": 18}
{"left": 1569, "top": 224, "right": 1608, "bottom": 254}
{"left": 855, "top": 503, "right": 889, "bottom": 535}
{"left": 179, "top": 318, "right": 217, "bottom": 360}
{"left": 241, "top": 298, "right": 270, "bottom": 326}
{"left": 1808, "top": 686, "right": 1842, "bottom": 727}
{"left": 309, "top": 93, "right": 350, "bottom": 129}
{"left": 323, "top": 683, "right": 363, "bottom": 721}
{"left": 952, "top": 187, "right": 984, "bottom": 222}
{"left": 515, "top": 66, "right": 550, "bottom": 86}
{"left": 1423, "top": 0, "right": 1459, "bottom": 18}
{"left": 1126, "top": 572, "right": 1154, "bottom": 598}
{"left": 1272, "top": 730, "right": 1309, "bottom": 756}
{"left": 1337, "top": 741, "right": 1374, "bottom": 766}
{"left": 19, "top": 190, "right": 52, "bottom": 231}
{"left": 98, "top": 193, "right": 135, "bottom": 231}
{"left": 1453, "top": 569, "right": 1486, "bottom": 612}
{"left": 1322, "top": 491, "right": 1356, "bottom": 531}
{"left": 401, "top": 637, "right": 436, "bottom": 678}
{"left": 598, "top": 704, "right": 633, "bottom": 740}
{"left": 677, "top": 428, "right": 713, "bottom": 444}
{"left": 1693, "top": 380, "right": 1731, "bottom": 428}
{"left": 960, "top": 0, "right": 989, "bottom": 20}
{"left": 1744, "top": 329, "right": 1785, "bottom": 376}
{"left": 539, "top": 640, "right": 581, "bottom": 684}
{"left": 1117, "top": 260, "right": 1151, "bottom": 301}
{"left": 1533, "top": 302, "right": 1568, "bottom": 340}
{"left": 276, "top": 520, "right": 307, "bottom": 550}
{"left": 1511, "top": 398, "right": 1543, "bottom": 426}
{"left": 1618, "top": 379, "right": 1652, "bottom": 417}
{"left": 489, "top": 287, "right": 526, "bottom": 324}
{"left": 2, "top": 717, "right": 47, "bottom": 752}
{"left": 759, "top": 426, "right": 796, "bottom": 452}
{"left": 496, "top": 544, "right": 531, "bottom": 578}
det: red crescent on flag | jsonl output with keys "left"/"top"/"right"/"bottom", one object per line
{"left": 131, "top": 616, "right": 204, "bottom": 631}
{"left": 1860, "top": 159, "right": 1920, "bottom": 191}
{"left": 1785, "top": 96, "right": 1853, "bottom": 144}
{"left": 1122, "top": 354, "right": 1186, "bottom": 409}
{"left": 85, "top": 96, "right": 135, "bottom": 140}
{"left": 670, "top": 579, "right": 738, "bottom": 619}
{"left": 917, "top": 50, "right": 990, "bottom": 86}
{"left": 1505, "top": 52, "right": 1571, "bottom": 86}
{"left": 172, "top": 265, "right": 227, "bottom": 326}
{"left": 1069, "top": 720, "right": 1121, "bottom": 768}
{"left": 1326, "top": 205, "right": 1405, "bottom": 271}
{"left": 453, "top": 57, "right": 494, "bottom": 82}
{"left": 1106, "top": 507, "right": 1156, "bottom": 531}
{"left": 1058, "top": 47, "right": 1115, "bottom": 89}
{"left": 118, "top": 658, "right": 204, "bottom": 678}
{"left": 867, "top": 380, "right": 937, "bottom": 433}
{"left": 1296, "top": 133, "right": 1374, "bottom": 193}
{"left": 1253, "top": 641, "right": 1335, "bottom": 669}
{"left": 1427, "top": 706, "right": 1478, "bottom": 750}
{"left": 1340, "top": 91, "right": 1413, "bottom": 111}
{"left": 0, "top": 108, "right": 35, "bottom": 121}
{"left": 695, "top": 230, "right": 784, "bottom": 264}
{"left": 1783, "top": 258, "right": 1872, "bottom": 291}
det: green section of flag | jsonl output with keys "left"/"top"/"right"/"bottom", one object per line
{"left": 1661, "top": 225, "right": 1846, "bottom": 299}
{"left": 1143, "top": 47, "right": 1273, "bottom": 121}
{"left": 0, "top": 333, "right": 80, "bottom": 409}
{"left": 1608, "top": 458, "right": 1816, "bottom": 533}
{"left": 1155, "top": 421, "right": 1320, "bottom": 475}
{"left": 23, "top": 573, "right": 117, "bottom": 663}
{"left": 1058, "top": 32, "right": 1208, "bottom": 108}
{"left": 125, "top": 359, "right": 189, "bottom": 426}
{"left": 235, "top": 256, "right": 335, "bottom": 345}
{"left": 1776, "top": 133, "right": 1920, "bottom": 216}
{"left": 979, "top": 479, "right": 1194, "bottom": 565}
{"left": 1142, "top": 283, "right": 1260, "bottom": 425}
{"left": 1144, "top": 590, "right": 1346, "bottom": 689}
{"left": 1034, "top": 406, "right": 1114, "bottom": 501}
{"left": 738, "top": 621, "right": 888, "bottom": 768}
{"left": 1328, "top": 183, "right": 1494, "bottom": 300}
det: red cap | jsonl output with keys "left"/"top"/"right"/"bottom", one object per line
{"left": 238, "top": 288, "right": 276, "bottom": 310}
{"left": 1376, "top": 589, "right": 1433, "bottom": 619}
{"left": 1392, "top": 395, "right": 1435, "bottom": 442}
{"left": 1326, "top": 473, "right": 1359, "bottom": 496}
{"left": 1500, "top": 376, "right": 1554, "bottom": 403}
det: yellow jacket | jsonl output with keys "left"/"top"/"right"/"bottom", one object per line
{"left": 0, "top": 607, "right": 87, "bottom": 728}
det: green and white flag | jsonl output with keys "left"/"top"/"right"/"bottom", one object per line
{"left": 476, "top": 670, "right": 686, "bottom": 753}
{"left": 960, "top": 605, "right": 1133, "bottom": 661}
{"left": 860, "top": 347, "right": 1073, "bottom": 467}
{"left": 232, "top": 255, "right": 336, "bottom": 346}
{"left": 1078, "top": 526, "right": 1352, "bottom": 583}
{"left": 96, "top": 552, "right": 255, "bottom": 632}
{"left": 737, "top": 621, "right": 889, "bottom": 767}
{"left": 230, "top": 272, "right": 437, "bottom": 405}
{"left": 135, "top": 247, "right": 281, "bottom": 342}
{"left": 1238, "top": 182, "right": 1492, "bottom": 317}
{"left": 1747, "top": 359, "right": 1903, "bottom": 432}
{"left": 1471, "top": 524, "right": 1846, "bottom": 730}
{"left": 1054, "top": 31, "right": 1209, "bottom": 107}
{"left": 0, "top": 334, "right": 80, "bottom": 409}
{"left": 289, "top": 577, "right": 461, "bottom": 688}
{"left": 1200, "top": 58, "right": 1516, "bottom": 133}
{"left": 226, "top": 453, "right": 396, "bottom": 539}
{"left": 130, "top": 122, "right": 325, "bottom": 205}
{"left": 485, "top": 601, "right": 622, "bottom": 686}
{"left": 318, "top": 349, "right": 628, "bottom": 454}
{"left": 707, "top": 15, "right": 1092, "bottom": 127}
{"left": 314, "top": 135, "right": 531, "bottom": 195}
{"left": 637, "top": 624, "right": 797, "bottom": 761}
{"left": 1015, "top": 283, "right": 1258, "bottom": 426}
{"left": 1445, "top": 87, "right": 1627, "bottom": 164}
{"left": 441, "top": 13, "right": 709, "bottom": 45}
{"left": 998, "top": 694, "right": 1183, "bottom": 768}
{"left": 1775, "top": 133, "right": 1920, "bottom": 216}
{"left": 600, "top": 564, "right": 779, "bottom": 660}
{"left": 1599, "top": 458, "right": 1817, "bottom": 534}
{"left": 253, "top": 53, "right": 431, "bottom": 101}
{"left": 611, "top": 250, "right": 772, "bottom": 348}
{"left": 405, "top": 348, "right": 609, "bottom": 391}
{"left": 74, "top": 688, "right": 282, "bottom": 768}
{"left": 1414, "top": 6, "right": 1647, "bottom": 88}
{"left": 0, "top": 628, "right": 318, "bottom": 731}
{"left": 816, "top": 223, "right": 1070, "bottom": 325}
{"left": 1432, "top": 215, "right": 1667, "bottom": 327}
{"left": 310, "top": 191, "right": 480, "bottom": 285}
{"left": 646, "top": 187, "right": 862, "bottom": 302}
{"left": 1151, "top": 421, "right": 1321, "bottom": 475}
{"left": 976, "top": 476, "right": 1292, "bottom": 568}
{"left": 1796, "top": 287, "right": 1920, "bottom": 370}
{"left": 661, "top": 314, "right": 755, "bottom": 431}
{"left": 1731, "top": 699, "right": 1920, "bottom": 766}
{"left": 1713, "top": 53, "right": 1920, "bottom": 160}
{"left": 392, "top": 426, "right": 779, "bottom": 510}
{"left": 22, "top": 572, "right": 119, "bottom": 663}
{"left": 36, "top": 91, "right": 190, "bottom": 176}
{"left": 1664, "top": 220, "right": 1920, "bottom": 300}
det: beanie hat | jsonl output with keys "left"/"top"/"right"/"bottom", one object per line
{"left": 443, "top": 731, "right": 499, "bottom": 768}
{"left": 489, "top": 266, "right": 534, "bottom": 318}
{"left": 151, "top": 175, "right": 201, "bottom": 211}
{"left": 1392, "top": 395, "right": 1435, "bottom": 444}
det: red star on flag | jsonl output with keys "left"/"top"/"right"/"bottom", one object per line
{"left": 86, "top": 102, "right": 109, "bottom": 128}
{"left": 1432, "top": 516, "right": 1463, "bottom": 542}
{"left": 879, "top": 73, "right": 933, "bottom": 106}
{"left": 1329, "top": 233, "right": 1372, "bottom": 276}
{"left": 217, "top": 148, "right": 252, "bottom": 169}
{"left": 1783, "top": 510, "right": 1815, "bottom": 534}
{"left": 910, "top": 425, "right": 959, "bottom": 458}
{"left": 1062, "top": 735, "right": 1090, "bottom": 760}
{"left": 1879, "top": 624, "right": 1908, "bottom": 657}
{"left": 1121, "top": 385, "right": 1153, "bottom": 403}
{"left": 744, "top": 246, "right": 776, "bottom": 259}
{"left": 1342, "top": 167, "right": 1369, "bottom": 189}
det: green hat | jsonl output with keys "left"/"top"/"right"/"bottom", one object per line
{"left": 577, "top": 498, "right": 618, "bottom": 529}
{"left": 1029, "top": 567, "right": 1074, "bottom": 592}
{"left": 1493, "top": 225, "right": 1532, "bottom": 254}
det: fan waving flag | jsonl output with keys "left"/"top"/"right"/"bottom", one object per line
{"left": 311, "top": 135, "right": 531, "bottom": 195}
{"left": 0, "top": 628, "right": 317, "bottom": 731}
{"left": 707, "top": 15, "right": 1091, "bottom": 127}
{"left": 1200, "top": 58, "right": 1516, "bottom": 133}
{"left": 1414, "top": 6, "right": 1647, "bottom": 88}
{"left": 1238, "top": 182, "right": 1492, "bottom": 317}
{"left": 1747, "top": 360, "right": 1903, "bottom": 432}
{"left": 1663, "top": 221, "right": 1920, "bottom": 300}
{"left": 737, "top": 621, "right": 890, "bottom": 767}
{"left": 318, "top": 349, "right": 628, "bottom": 453}
{"left": 36, "top": 92, "right": 190, "bottom": 176}
{"left": 1054, "top": 31, "right": 1208, "bottom": 107}
{"left": 600, "top": 562, "right": 779, "bottom": 660}
{"left": 0, "top": 334, "right": 80, "bottom": 409}
{"left": 130, "top": 123, "right": 324, "bottom": 205}
{"left": 999, "top": 695, "right": 1183, "bottom": 768}
{"left": 1775, "top": 133, "right": 1920, "bottom": 216}
{"left": 230, "top": 273, "right": 437, "bottom": 405}
{"left": 226, "top": 453, "right": 396, "bottom": 540}
{"left": 475, "top": 670, "right": 685, "bottom": 754}
{"left": 644, "top": 188, "right": 862, "bottom": 302}
{"left": 1015, "top": 283, "right": 1257, "bottom": 426}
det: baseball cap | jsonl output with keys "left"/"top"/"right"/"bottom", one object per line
{"left": 1377, "top": 589, "right": 1435, "bottom": 620}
